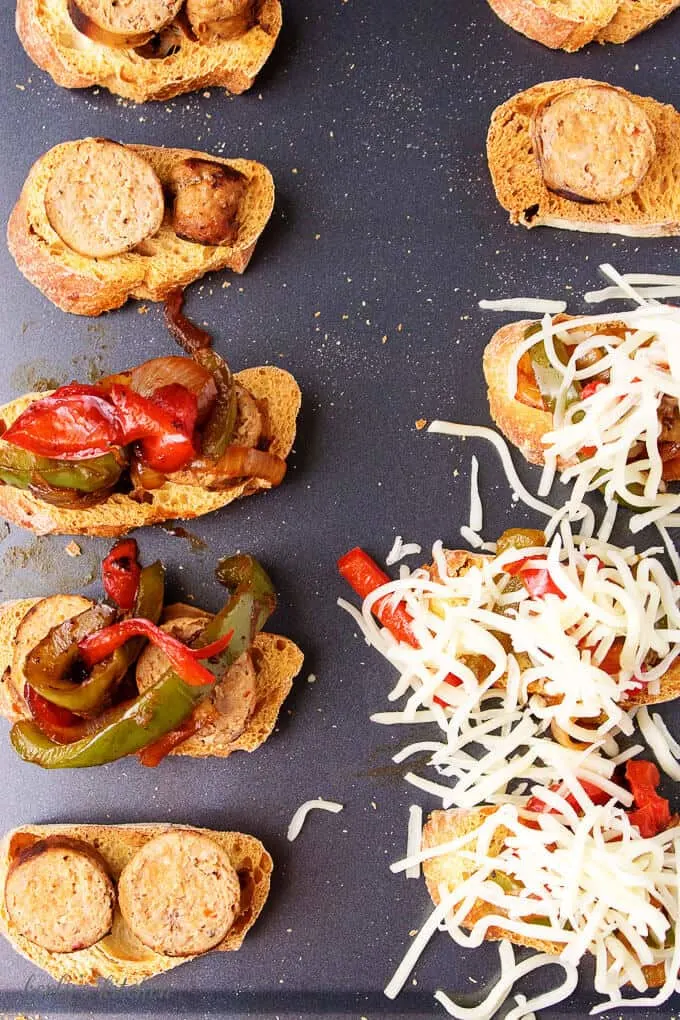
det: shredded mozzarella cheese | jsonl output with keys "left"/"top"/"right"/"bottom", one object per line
{"left": 286, "top": 799, "right": 344, "bottom": 842}
{"left": 406, "top": 805, "right": 423, "bottom": 878}
{"left": 387, "top": 535, "right": 423, "bottom": 566}
{"left": 479, "top": 298, "right": 568, "bottom": 314}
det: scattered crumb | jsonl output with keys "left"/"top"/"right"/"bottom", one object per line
{"left": 415, "top": 419, "right": 427, "bottom": 431}
{"left": 409, "top": 929, "right": 418, "bottom": 937}
{"left": 137, "top": 305, "right": 149, "bottom": 315}
{"left": 397, "top": 323, "right": 403, "bottom": 332}
{"left": 307, "top": 674, "right": 317, "bottom": 683}
{"left": 15, "top": 84, "right": 26, "bottom": 91}
{"left": 64, "top": 541, "right": 81, "bottom": 558}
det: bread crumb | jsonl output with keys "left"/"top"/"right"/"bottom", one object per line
{"left": 415, "top": 419, "right": 427, "bottom": 431}
{"left": 409, "top": 929, "right": 418, "bottom": 937}
{"left": 307, "top": 674, "right": 317, "bottom": 683}
{"left": 397, "top": 323, "right": 403, "bottom": 332}
{"left": 15, "top": 84, "right": 26, "bottom": 91}
{"left": 137, "top": 305, "right": 149, "bottom": 315}
{"left": 314, "top": 311, "right": 321, "bottom": 318}
{"left": 64, "top": 541, "right": 81, "bottom": 558}
{"left": 381, "top": 334, "right": 388, "bottom": 343}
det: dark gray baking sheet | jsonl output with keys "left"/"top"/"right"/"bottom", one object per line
{"left": 0, "top": 0, "right": 679, "bottom": 1017}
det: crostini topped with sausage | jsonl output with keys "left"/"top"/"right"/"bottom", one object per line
{"left": 8, "top": 140, "right": 275, "bottom": 315}
{"left": 16, "top": 0, "right": 282, "bottom": 102}
{"left": 0, "top": 821, "right": 272, "bottom": 985}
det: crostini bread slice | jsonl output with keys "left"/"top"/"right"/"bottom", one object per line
{"left": 486, "top": 0, "right": 618, "bottom": 51}
{"left": 487, "top": 79, "right": 680, "bottom": 236}
{"left": 0, "top": 364, "right": 300, "bottom": 536}
{"left": 16, "top": 0, "right": 282, "bottom": 102}
{"left": 596, "top": 0, "right": 680, "bottom": 42}
{"left": 0, "top": 597, "right": 303, "bottom": 757}
{"left": 421, "top": 807, "right": 666, "bottom": 988}
{"left": 7, "top": 140, "right": 275, "bottom": 315}
{"left": 0, "top": 822, "right": 272, "bottom": 985}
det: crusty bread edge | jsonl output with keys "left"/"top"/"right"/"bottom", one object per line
{"left": 0, "top": 822, "right": 272, "bottom": 985}
{"left": 482, "top": 318, "right": 552, "bottom": 467}
{"left": 486, "top": 0, "right": 614, "bottom": 51}
{"left": 7, "top": 142, "right": 274, "bottom": 316}
{"left": 16, "top": 0, "right": 283, "bottom": 101}
{"left": 422, "top": 806, "right": 666, "bottom": 988}
{"left": 0, "top": 365, "right": 301, "bottom": 537}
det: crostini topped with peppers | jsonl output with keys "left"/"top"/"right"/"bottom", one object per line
{"left": 0, "top": 539, "right": 303, "bottom": 768}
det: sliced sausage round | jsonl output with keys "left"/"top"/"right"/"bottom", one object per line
{"left": 69, "top": 0, "right": 184, "bottom": 45}
{"left": 46, "top": 139, "right": 165, "bottom": 259}
{"left": 170, "top": 158, "right": 248, "bottom": 247}
{"left": 118, "top": 830, "right": 241, "bottom": 956}
{"left": 532, "top": 85, "right": 656, "bottom": 204}
{"left": 5, "top": 837, "right": 115, "bottom": 953}
{"left": 185, "top": 0, "right": 256, "bottom": 41}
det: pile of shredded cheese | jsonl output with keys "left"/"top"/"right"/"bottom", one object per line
{"left": 341, "top": 520, "right": 680, "bottom": 748}
{"left": 389, "top": 802, "right": 680, "bottom": 1014}
{"left": 338, "top": 267, "right": 680, "bottom": 1018}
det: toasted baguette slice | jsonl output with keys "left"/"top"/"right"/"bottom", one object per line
{"left": 596, "top": 0, "right": 680, "bottom": 42}
{"left": 422, "top": 807, "right": 666, "bottom": 988}
{"left": 0, "top": 365, "right": 300, "bottom": 536}
{"left": 7, "top": 140, "right": 275, "bottom": 315}
{"left": 486, "top": 0, "right": 618, "bottom": 51}
{"left": 0, "top": 596, "right": 303, "bottom": 758}
{"left": 16, "top": 0, "right": 281, "bottom": 102}
{"left": 0, "top": 822, "right": 272, "bottom": 985}
{"left": 487, "top": 79, "right": 680, "bottom": 236}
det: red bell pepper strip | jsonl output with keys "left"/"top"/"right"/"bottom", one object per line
{"left": 109, "top": 384, "right": 197, "bottom": 473}
{"left": 625, "top": 760, "right": 671, "bottom": 837}
{"left": 78, "top": 619, "right": 233, "bottom": 687}
{"left": 102, "top": 539, "right": 141, "bottom": 612}
{"left": 504, "top": 556, "right": 565, "bottom": 599}
{"left": 23, "top": 684, "right": 84, "bottom": 744}
{"left": 338, "top": 547, "right": 418, "bottom": 646}
{"left": 526, "top": 780, "right": 613, "bottom": 816}
{"left": 137, "top": 715, "right": 201, "bottom": 768}
{"left": 3, "top": 384, "right": 122, "bottom": 461}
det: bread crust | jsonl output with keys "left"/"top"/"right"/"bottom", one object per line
{"left": 483, "top": 318, "right": 553, "bottom": 467}
{"left": 16, "top": 0, "right": 282, "bottom": 102}
{"left": 8, "top": 141, "right": 274, "bottom": 316}
{"left": 486, "top": 0, "right": 618, "bottom": 50}
{"left": 422, "top": 807, "right": 666, "bottom": 988}
{"left": 596, "top": 0, "right": 680, "bottom": 42}
{"left": 0, "top": 822, "right": 272, "bottom": 985}
{"left": 487, "top": 79, "right": 680, "bottom": 236}
{"left": 0, "top": 595, "right": 303, "bottom": 760}
{"left": 0, "top": 364, "right": 300, "bottom": 536}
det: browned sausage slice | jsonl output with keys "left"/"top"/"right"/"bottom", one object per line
{"left": 185, "top": 0, "right": 256, "bottom": 41}
{"left": 46, "top": 140, "right": 165, "bottom": 259}
{"left": 68, "top": 0, "right": 184, "bottom": 47}
{"left": 118, "top": 831, "right": 241, "bottom": 956}
{"left": 170, "top": 158, "right": 248, "bottom": 246}
{"left": 531, "top": 85, "right": 656, "bottom": 204}
{"left": 5, "top": 837, "right": 115, "bottom": 953}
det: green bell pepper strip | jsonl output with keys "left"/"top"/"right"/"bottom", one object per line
{"left": 195, "top": 349, "right": 238, "bottom": 462}
{"left": 23, "top": 562, "right": 165, "bottom": 714}
{"left": 0, "top": 445, "right": 124, "bottom": 494}
{"left": 10, "top": 555, "right": 276, "bottom": 768}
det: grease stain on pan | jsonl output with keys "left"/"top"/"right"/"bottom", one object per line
{"left": 0, "top": 538, "right": 99, "bottom": 597}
